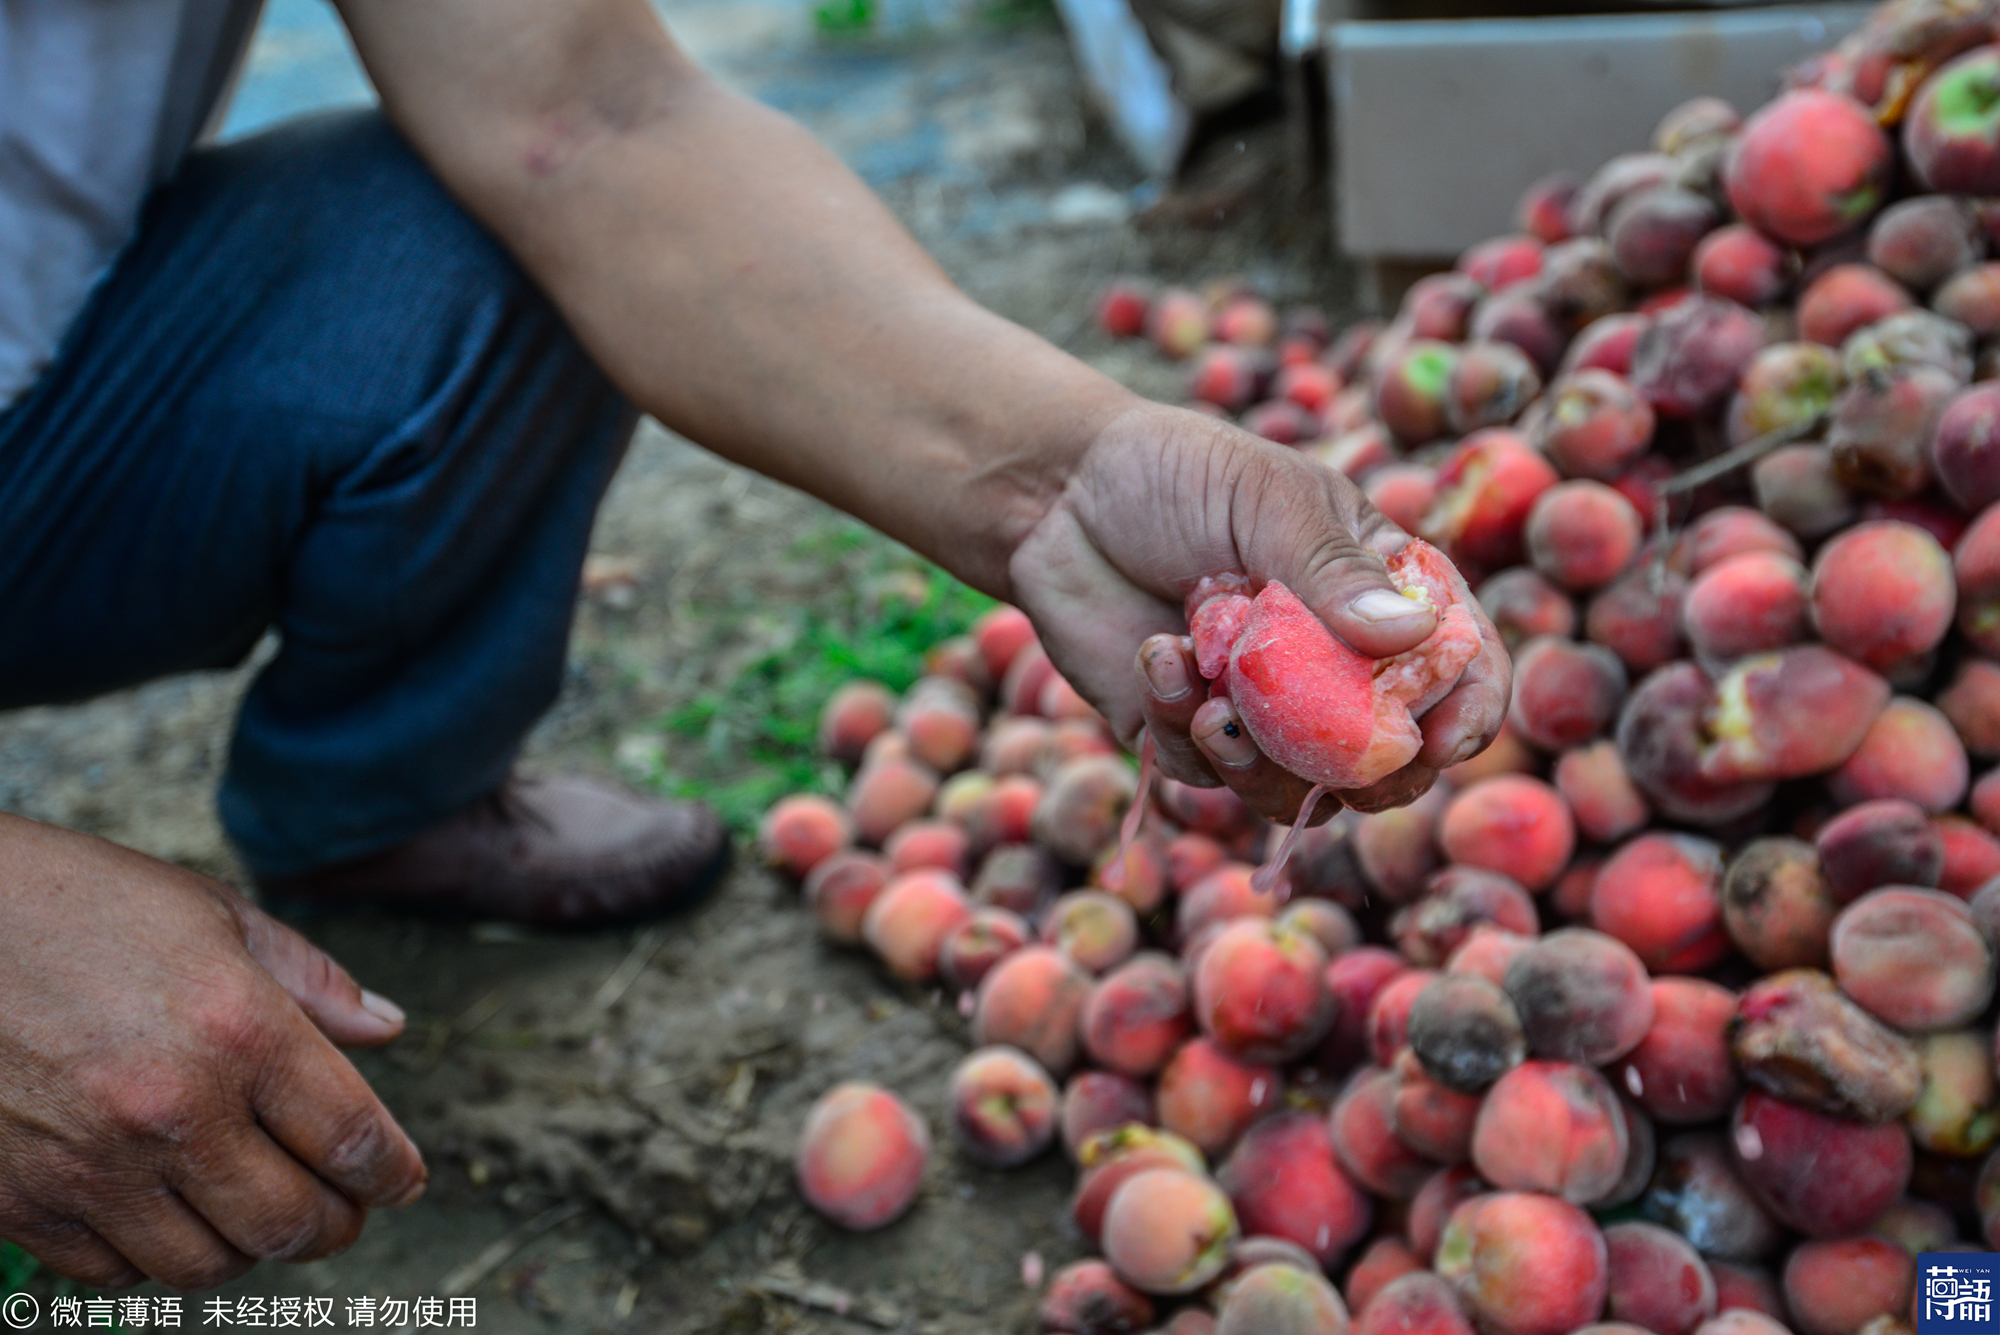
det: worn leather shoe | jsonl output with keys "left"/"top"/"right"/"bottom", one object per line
{"left": 257, "top": 774, "right": 730, "bottom": 929}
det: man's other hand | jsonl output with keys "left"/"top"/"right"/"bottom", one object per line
{"left": 0, "top": 815, "right": 424, "bottom": 1288}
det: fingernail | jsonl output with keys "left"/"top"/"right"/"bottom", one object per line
{"left": 361, "top": 989, "right": 406, "bottom": 1026}
{"left": 1448, "top": 734, "right": 1485, "bottom": 767}
{"left": 1195, "top": 704, "right": 1259, "bottom": 768}
{"left": 1143, "top": 641, "right": 1193, "bottom": 702}
{"left": 1349, "top": 589, "right": 1426, "bottom": 623}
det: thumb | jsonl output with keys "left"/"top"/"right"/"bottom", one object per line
{"left": 236, "top": 906, "right": 408, "bottom": 1047}
{"left": 1293, "top": 532, "right": 1437, "bottom": 660}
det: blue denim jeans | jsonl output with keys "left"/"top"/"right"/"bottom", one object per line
{"left": 0, "top": 110, "right": 638, "bottom": 877}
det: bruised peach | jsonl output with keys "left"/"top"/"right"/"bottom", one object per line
{"left": 1407, "top": 1165, "right": 1487, "bottom": 1266}
{"left": 1602, "top": 1223, "right": 1716, "bottom": 1335}
{"left": 1510, "top": 636, "right": 1627, "bottom": 750}
{"left": 1830, "top": 365, "right": 1957, "bottom": 500}
{"left": 1319, "top": 948, "right": 1410, "bottom": 1074}
{"left": 1752, "top": 444, "right": 1858, "bottom": 539}
{"left": 1460, "top": 235, "right": 1545, "bottom": 292}
{"left": 1404, "top": 272, "right": 1486, "bottom": 343}
{"left": 1504, "top": 928, "right": 1654, "bottom": 1066}
{"left": 1589, "top": 569, "right": 1690, "bottom": 676}
{"left": 1472, "top": 1060, "right": 1629, "bottom": 1202}
{"left": 1642, "top": 1131, "right": 1785, "bottom": 1262}
{"left": 1157, "top": 1038, "right": 1283, "bottom": 1158}
{"left": 1682, "top": 552, "right": 1810, "bottom": 668}
{"left": 1830, "top": 697, "right": 1971, "bottom": 813}
{"left": 1330, "top": 1066, "right": 1435, "bottom": 1199}
{"left": 1571, "top": 152, "right": 1680, "bottom": 238}
{"left": 1421, "top": 430, "right": 1561, "bottom": 572}
{"left": 1526, "top": 481, "right": 1643, "bottom": 592}
{"left": 1281, "top": 898, "right": 1360, "bottom": 958}
{"left": 1725, "top": 89, "right": 1890, "bottom": 247}
{"left": 972, "top": 945, "right": 1092, "bottom": 1075}
{"left": 1435, "top": 1192, "right": 1608, "bottom": 1335}
{"left": 1869, "top": 195, "right": 1979, "bottom": 292}
{"left": 1695, "top": 225, "right": 1792, "bottom": 307}
{"left": 1155, "top": 779, "right": 1259, "bottom": 843}
{"left": 1083, "top": 953, "right": 1192, "bottom": 1079}
{"left": 1039, "top": 1260, "right": 1155, "bottom": 1335}
{"left": 1289, "top": 817, "right": 1372, "bottom": 904}
{"left": 1592, "top": 832, "right": 1729, "bottom": 973}
{"left": 1353, "top": 783, "right": 1447, "bottom": 903}
{"left": 939, "top": 906, "right": 1031, "bottom": 991}
{"left": 1697, "top": 646, "right": 1892, "bottom": 785}
{"left": 1630, "top": 294, "right": 1766, "bottom": 418}
{"left": 1376, "top": 340, "right": 1460, "bottom": 447}
{"left": 1408, "top": 971, "right": 1527, "bottom": 1094}
{"left": 1189, "top": 542, "right": 1480, "bottom": 791}
{"left": 1148, "top": 289, "right": 1210, "bottom": 359}
{"left": 1556, "top": 740, "right": 1651, "bottom": 844}
{"left": 1832, "top": 887, "right": 1995, "bottom": 1031}
{"left": 1782, "top": 1238, "right": 1913, "bottom": 1335}
{"left": 1071, "top": 1124, "right": 1207, "bottom": 1245}
{"left": 1032, "top": 755, "right": 1137, "bottom": 867}
{"left": 1444, "top": 924, "right": 1535, "bottom": 985}
{"left": 1195, "top": 918, "right": 1334, "bottom": 1064}
{"left": 1535, "top": 370, "right": 1656, "bottom": 481}
{"left": 1519, "top": 172, "right": 1582, "bottom": 244}
{"left": 1800, "top": 265, "right": 1914, "bottom": 348}
{"left": 1391, "top": 870, "right": 1538, "bottom": 969}
{"left": 1216, "top": 1111, "right": 1372, "bottom": 1269}
{"left": 884, "top": 818, "right": 969, "bottom": 878}
{"left": 1061, "top": 1070, "right": 1155, "bottom": 1161}
{"left": 1446, "top": 342, "right": 1542, "bottom": 434}
{"left": 1364, "top": 464, "right": 1438, "bottom": 536}
{"left": 1615, "top": 978, "right": 1740, "bottom": 1125}
{"left": 804, "top": 849, "right": 891, "bottom": 945}
{"left": 848, "top": 755, "right": 943, "bottom": 847}
{"left": 862, "top": 869, "right": 973, "bottom": 982}
{"left": 970, "top": 840, "right": 1061, "bottom": 915}
{"left": 950, "top": 1045, "right": 1059, "bottom": 1168}
{"left": 1176, "top": 862, "right": 1281, "bottom": 943}
{"left": 760, "top": 794, "right": 855, "bottom": 880}
{"left": 1438, "top": 776, "right": 1575, "bottom": 892}
{"left": 1565, "top": 312, "right": 1649, "bottom": 376}
{"left": 1811, "top": 521, "right": 1956, "bottom": 673}
{"left": 1044, "top": 890, "right": 1140, "bottom": 975}
{"left": 1730, "top": 970, "right": 1923, "bottom": 1123}
{"left": 1392, "top": 1046, "right": 1485, "bottom": 1161}
{"left": 818, "top": 682, "right": 897, "bottom": 766}
{"left": 1936, "top": 261, "right": 2000, "bottom": 336}
{"left": 1367, "top": 968, "right": 1442, "bottom": 1066}
{"left": 1935, "top": 384, "right": 2000, "bottom": 517}
{"left": 1908, "top": 1028, "right": 2000, "bottom": 1157}
{"left": 1610, "top": 186, "right": 1720, "bottom": 289}
{"left": 796, "top": 1082, "right": 930, "bottom": 1231}
{"left": 1102, "top": 1169, "right": 1240, "bottom": 1295}
{"left": 1217, "top": 1263, "right": 1350, "bottom": 1335}
{"left": 1617, "top": 662, "right": 1774, "bottom": 825}
{"left": 1905, "top": 45, "right": 2000, "bottom": 195}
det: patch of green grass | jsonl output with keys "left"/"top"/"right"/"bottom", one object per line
{"left": 641, "top": 546, "right": 997, "bottom": 831}
{"left": 812, "top": 0, "right": 874, "bottom": 35}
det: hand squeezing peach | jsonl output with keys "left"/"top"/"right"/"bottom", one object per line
{"left": 1186, "top": 540, "right": 1484, "bottom": 795}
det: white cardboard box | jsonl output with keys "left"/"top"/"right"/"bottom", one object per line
{"left": 1326, "top": 4, "right": 1874, "bottom": 260}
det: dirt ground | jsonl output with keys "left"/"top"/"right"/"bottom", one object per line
{"left": 0, "top": 4, "right": 1356, "bottom": 1331}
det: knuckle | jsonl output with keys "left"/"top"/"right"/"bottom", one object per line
{"left": 167, "top": 1248, "right": 256, "bottom": 1292}
{"left": 238, "top": 1200, "right": 326, "bottom": 1261}
{"left": 317, "top": 1105, "right": 411, "bottom": 1201}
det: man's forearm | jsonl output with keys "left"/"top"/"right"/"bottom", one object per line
{"left": 335, "top": 0, "right": 1141, "bottom": 599}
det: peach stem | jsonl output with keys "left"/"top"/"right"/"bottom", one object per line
{"left": 1250, "top": 784, "right": 1330, "bottom": 900}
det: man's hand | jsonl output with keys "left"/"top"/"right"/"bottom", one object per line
{"left": 328, "top": 0, "right": 1507, "bottom": 817}
{"left": 0, "top": 815, "right": 425, "bottom": 1288}
{"left": 1009, "top": 402, "right": 1512, "bottom": 822}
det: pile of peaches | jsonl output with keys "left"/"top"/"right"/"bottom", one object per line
{"left": 767, "top": 3, "right": 2000, "bottom": 1331}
